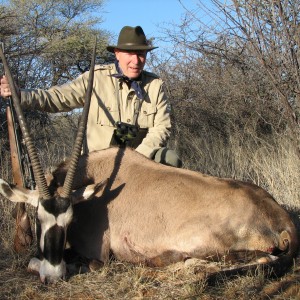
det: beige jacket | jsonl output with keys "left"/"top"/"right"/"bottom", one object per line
{"left": 20, "top": 63, "right": 171, "bottom": 158}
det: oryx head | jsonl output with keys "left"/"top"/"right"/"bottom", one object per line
{"left": 0, "top": 39, "right": 97, "bottom": 283}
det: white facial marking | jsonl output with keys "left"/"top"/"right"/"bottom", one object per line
{"left": 40, "top": 258, "right": 66, "bottom": 283}
{"left": 28, "top": 257, "right": 66, "bottom": 283}
{"left": 38, "top": 203, "right": 73, "bottom": 252}
{"left": 28, "top": 257, "right": 41, "bottom": 273}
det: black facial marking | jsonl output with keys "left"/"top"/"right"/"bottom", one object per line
{"left": 43, "top": 225, "right": 65, "bottom": 265}
{"left": 35, "top": 212, "right": 43, "bottom": 259}
{"left": 40, "top": 197, "right": 71, "bottom": 218}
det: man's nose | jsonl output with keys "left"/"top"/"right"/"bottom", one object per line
{"left": 131, "top": 54, "right": 139, "bottom": 64}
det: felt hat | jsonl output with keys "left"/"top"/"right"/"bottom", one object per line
{"left": 107, "top": 26, "right": 158, "bottom": 52}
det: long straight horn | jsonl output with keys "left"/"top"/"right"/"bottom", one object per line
{"left": 0, "top": 46, "right": 51, "bottom": 200}
{"left": 60, "top": 37, "right": 97, "bottom": 198}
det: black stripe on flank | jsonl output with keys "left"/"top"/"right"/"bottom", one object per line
{"left": 43, "top": 224, "right": 65, "bottom": 265}
{"left": 40, "top": 197, "right": 71, "bottom": 218}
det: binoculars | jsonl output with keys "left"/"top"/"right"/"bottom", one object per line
{"left": 114, "top": 121, "right": 139, "bottom": 144}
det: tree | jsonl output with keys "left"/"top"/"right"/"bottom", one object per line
{"left": 212, "top": 0, "right": 300, "bottom": 149}
{"left": 0, "top": 0, "right": 111, "bottom": 88}
{"left": 151, "top": 0, "right": 299, "bottom": 159}
{"left": 0, "top": 0, "right": 112, "bottom": 174}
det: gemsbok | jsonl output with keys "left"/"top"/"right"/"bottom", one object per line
{"left": 0, "top": 45, "right": 298, "bottom": 284}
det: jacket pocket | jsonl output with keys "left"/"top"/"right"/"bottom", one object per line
{"left": 138, "top": 104, "right": 157, "bottom": 128}
{"left": 97, "top": 106, "right": 119, "bottom": 126}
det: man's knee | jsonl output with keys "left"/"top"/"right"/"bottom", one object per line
{"left": 154, "top": 147, "right": 182, "bottom": 168}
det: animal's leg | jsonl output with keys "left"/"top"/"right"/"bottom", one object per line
{"left": 64, "top": 229, "right": 110, "bottom": 276}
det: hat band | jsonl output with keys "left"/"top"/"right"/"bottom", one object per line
{"left": 118, "top": 43, "right": 147, "bottom": 46}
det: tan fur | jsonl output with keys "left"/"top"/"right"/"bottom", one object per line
{"left": 49, "top": 147, "right": 299, "bottom": 268}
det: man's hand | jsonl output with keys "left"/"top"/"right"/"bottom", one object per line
{"left": 0, "top": 75, "right": 12, "bottom": 98}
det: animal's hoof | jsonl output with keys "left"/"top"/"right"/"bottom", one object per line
{"left": 256, "top": 254, "right": 277, "bottom": 264}
{"left": 67, "top": 262, "right": 90, "bottom": 275}
{"left": 89, "top": 259, "right": 104, "bottom": 271}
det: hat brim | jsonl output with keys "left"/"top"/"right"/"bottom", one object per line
{"left": 107, "top": 45, "right": 158, "bottom": 53}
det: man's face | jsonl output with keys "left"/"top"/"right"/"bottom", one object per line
{"left": 114, "top": 49, "right": 147, "bottom": 79}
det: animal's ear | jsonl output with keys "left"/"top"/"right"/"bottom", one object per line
{"left": 70, "top": 179, "right": 108, "bottom": 205}
{"left": 0, "top": 179, "right": 39, "bottom": 207}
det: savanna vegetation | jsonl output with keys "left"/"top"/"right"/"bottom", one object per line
{"left": 0, "top": 0, "right": 299, "bottom": 299}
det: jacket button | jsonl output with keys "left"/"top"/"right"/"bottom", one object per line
{"left": 127, "top": 119, "right": 131, "bottom": 123}
{"left": 107, "top": 107, "right": 111, "bottom": 111}
{"left": 143, "top": 110, "right": 147, "bottom": 114}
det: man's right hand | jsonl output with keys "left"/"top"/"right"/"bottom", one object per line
{"left": 0, "top": 75, "right": 12, "bottom": 98}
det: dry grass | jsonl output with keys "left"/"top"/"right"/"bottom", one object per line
{"left": 1, "top": 242, "right": 300, "bottom": 299}
{"left": 1, "top": 133, "right": 300, "bottom": 299}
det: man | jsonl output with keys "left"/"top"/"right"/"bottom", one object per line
{"left": 0, "top": 26, "right": 182, "bottom": 167}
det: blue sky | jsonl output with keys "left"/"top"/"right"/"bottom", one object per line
{"left": 100, "top": 0, "right": 199, "bottom": 46}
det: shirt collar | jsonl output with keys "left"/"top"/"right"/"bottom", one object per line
{"left": 110, "top": 60, "right": 144, "bottom": 99}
